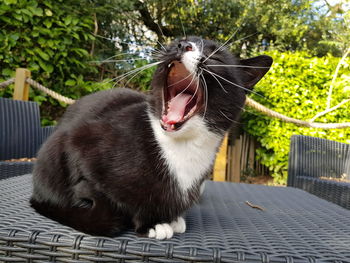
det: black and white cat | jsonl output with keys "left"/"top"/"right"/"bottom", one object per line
{"left": 30, "top": 36, "right": 272, "bottom": 239}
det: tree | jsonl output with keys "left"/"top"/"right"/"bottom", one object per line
{"left": 130, "top": 0, "right": 347, "bottom": 57}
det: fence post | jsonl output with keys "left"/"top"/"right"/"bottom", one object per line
{"left": 13, "top": 68, "right": 31, "bottom": 101}
{"left": 213, "top": 134, "right": 228, "bottom": 181}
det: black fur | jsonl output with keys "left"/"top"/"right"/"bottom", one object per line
{"left": 30, "top": 36, "right": 272, "bottom": 236}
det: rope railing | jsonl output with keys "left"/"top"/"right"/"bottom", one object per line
{"left": 1, "top": 77, "right": 349, "bottom": 129}
{"left": 25, "top": 78, "right": 76, "bottom": 105}
{"left": 245, "top": 97, "right": 350, "bottom": 129}
{"left": 0, "top": 78, "right": 15, "bottom": 88}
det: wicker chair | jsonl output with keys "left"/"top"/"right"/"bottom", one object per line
{"left": 288, "top": 135, "right": 350, "bottom": 210}
{"left": 0, "top": 97, "right": 54, "bottom": 179}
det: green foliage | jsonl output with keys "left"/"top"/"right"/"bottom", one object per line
{"left": 125, "top": 59, "right": 156, "bottom": 91}
{"left": 0, "top": 0, "right": 102, "bottom": 124}
{"left": 134, "top": 0, "right": 349, "bottom": 57}
{"left": 243, "top": 51, "right": 350, "bottom": 184}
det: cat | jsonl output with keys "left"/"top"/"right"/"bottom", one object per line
{"left": 30, "top": 36, "right": 272, "bottom": 239}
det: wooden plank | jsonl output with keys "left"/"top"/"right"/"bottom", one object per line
{"left": 248, "top": 136, "right": 255, "bottom": 170}
{"left": 226, "top": 138, "right": 233, "bottom": 181}
{"left": 213, "top": 134, "right": 228, "bottom": 181}
{"left": 13, "top": 68, "right": 31, "bottom": 101}
{"left": 241, "top": 133, "right": 247, "bottom": 172}
{"left": 230, "top": 135, "right": 241, "bottom": 183}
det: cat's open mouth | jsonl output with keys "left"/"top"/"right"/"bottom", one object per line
{"left": 161, "top": 61, "right": 203, "bottom": 132}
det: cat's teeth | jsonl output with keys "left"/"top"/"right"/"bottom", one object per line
{"left": 184, "top": 105, "right": 197, "bottom": 119}
{"left": 171, "top": 124, "right": 175, "bottom": 130}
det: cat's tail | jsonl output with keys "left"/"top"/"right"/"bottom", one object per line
{"left": 30, "top": 197, "right": 131, "bottom": 237}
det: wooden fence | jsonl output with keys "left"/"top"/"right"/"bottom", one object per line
{"left": 213, "top": 127, "right": 269, "bottom": 182}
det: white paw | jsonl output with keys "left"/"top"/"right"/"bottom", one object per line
{"left": 148, "top": 223, "right": 174, "bottom": 240}
{"left": 170, "top": 217, "right": 186, "bottom": 233}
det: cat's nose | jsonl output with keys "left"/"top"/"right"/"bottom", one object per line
{"left": 178, "top": 41, "right": 193, "bottom": 52}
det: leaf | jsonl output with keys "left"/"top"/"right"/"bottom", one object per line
{"left": 64, "top": 16, "right": 72, "bottom": 25}
{"left": 9, "top": 33, "right": 19, "bottom": 41}
{"left": 38, "top": 59, "right": 54, "bottom": 73}
{"left": 4, "top": 0, "right": 17, "bottom": 4}
{"left": 2, "top": 68, "right": 13, "bottom": 76}
{"left": 30, "top": 7, "right": 43, "bottom": 17}
{"left": 65, "top": 79, "right": 76, "bottom": 86}
{"left": 43, "top": 19, "right": 52, "bottom": 28}
{"left": 45, "top": 9, "right": 53, "bottom": 16}
{"left": 35, "top": 48, "right": 50, "bottom": 61}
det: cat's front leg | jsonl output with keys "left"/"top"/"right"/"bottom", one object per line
{"left": 147, "top": 217, "right": 186, "bottom": 240}
{"left": 134, "top": 216, "right": 186, "bottom": 240}
{"left": 170, "top": 216, "right": 186, "bottom": 234}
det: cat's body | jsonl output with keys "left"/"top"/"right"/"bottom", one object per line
{"left": 31, "top": 36, "right": 272, "bottom": 239}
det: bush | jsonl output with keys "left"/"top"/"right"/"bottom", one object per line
{"left": 0, "top": 0, "right": 105, "bottom": 124}
{"left": 243, "top": 51, "right": 350, "bottom": 184}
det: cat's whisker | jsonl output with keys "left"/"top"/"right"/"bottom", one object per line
{"left": 157, "top": 40, "right": 167, "bottom": 52}
{"left": 201, "top": 68, "right": 265, "bottom": 98}
{"left": 199, "top": 74, "right": 209, "bottom": 120}
{"left": 168, "top": 72, "right": 193, "bottom": 87}
{"left": 102, "top": 52, "right": 139, "bottom": 62}
{"left": 119, "top": 61, "right": 163, "bottom": 86}
{"left": 92, "top": 51, "right": 157, "bottom": 65}
{"left": 115, "top": 61, "right": 162, "bottom": 80}
{"left": 226, "top": 32, "right": 257, "bottom": 48}
{"left": 176, "top": 73, "right": 197, "bottom": 97}
{"left": 94, "top": 34, "right": 163, "bottom": 54}
{"left": 200, "top": 67, "right": 228, "bottom": 93}
{"left": 200, "top": 38, "right": 204, "bottom": 55}
{"left": 219, "top": 110, "right": 242, "bottom": 124}
{"left": 154, "top": 20, "right": 167, "bottom": 49}
{"left": 208, "top": 65, "right": 271, "bottom": 69}
{"left": 151, "top": 50, "right": 166, "bottom": 59}
{"left": 90, "top": 58, "right": 149, "bottom": 64}
{"left": 203, "top": 29, "right": 239, "bottom": 63}
{"left": 123, "top": 62, "right": 162, "bottom": 87}
{"left": 152, "top": 49, "right": 165, "bottom": 55}
{"left": 185, "top": 77, "right": 200, "bottom": 106}
{"left": 116, "top": 62, "right": 162, "bottom": 84}
{"left": 111, "top": 61, "right": 163, "bottom": 88}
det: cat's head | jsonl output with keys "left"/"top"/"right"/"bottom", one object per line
{"left": 150, "top": 36, "right": 272, "bottom": 135}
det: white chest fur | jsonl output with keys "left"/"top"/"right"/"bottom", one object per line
{"left": 149, "top": 114, "right": 222, "bottom": 192}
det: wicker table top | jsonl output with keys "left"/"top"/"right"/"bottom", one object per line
{"left": 1, "top": 174, "right": 350, "bottom": 263}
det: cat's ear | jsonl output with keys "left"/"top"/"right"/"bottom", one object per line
{"left": 239, "top": 55, "right": 273, "bottom": 90}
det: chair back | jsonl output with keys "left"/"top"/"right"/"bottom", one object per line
{"left": 0, "top": 98, "right": 42, "bottom": 160}
{"left": 288, "top": 135, "right": 350, "bottom": 209}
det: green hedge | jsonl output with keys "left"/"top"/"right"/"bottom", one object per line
{"left": 243, "top": 51, "right": 350, "bottom": 184}
{"left": 0, "top": 0, "right": 115, "bottom": 124}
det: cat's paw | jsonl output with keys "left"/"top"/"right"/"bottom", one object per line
{"left": 170, "top": 216, "right": 186, "bottom": 233}
{"left": 148, "top": 223, "right": 174, "bottom": 240}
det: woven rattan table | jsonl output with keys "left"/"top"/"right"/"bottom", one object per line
{"left": 1, "top": 174, "right": 350, "bottom": 263}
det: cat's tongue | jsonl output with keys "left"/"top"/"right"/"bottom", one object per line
{"left": 162, "top": 93, "right": 191, "bottom": 124}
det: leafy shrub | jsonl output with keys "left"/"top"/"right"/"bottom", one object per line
{"left": 243, "top": 51, "right": 350, "bottom": 184}
{"left": 0, "top": 0, "right": 102, "bottom": 124}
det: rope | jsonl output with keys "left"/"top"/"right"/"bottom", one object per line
{"left": 245, "top": 97, "right": 350, "bottom": 129}
{"left": 25, "top": 78, "right": 76, "bottom": 105}
{"left": 0, "top": 78, "right": 15, "bottom": 88}
{"left": 0, "top": 77, "right": 349, "bottom": 129}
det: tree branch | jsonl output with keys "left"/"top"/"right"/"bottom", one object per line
{"left": 325, "top": 47, "right": 350, "bottom": 109}
{"left": 310, "top": 98, "right": 350, "bottom": 122}
{"left": 90, "top": 13, "right": 99, "bottom": 56}
{"left": 134, "top": 0, "right": 175, "bottom": 41}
